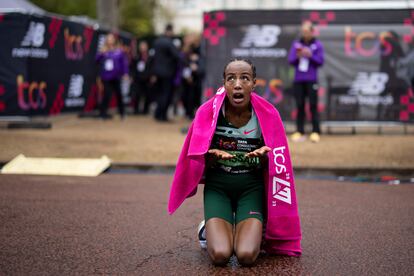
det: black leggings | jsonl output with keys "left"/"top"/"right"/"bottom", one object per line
{"left": 294, "top": 82, "right": 320, "bottom": 134}
{"left": 100, "top": 79, "right": 124, "bottom": 117}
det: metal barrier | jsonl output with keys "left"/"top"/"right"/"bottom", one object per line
{"left": 322, "top": 121, "right": 410, "bottom": 135}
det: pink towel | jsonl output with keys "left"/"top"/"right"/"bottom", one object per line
{"left": 168, "top": 87, "right": 302, "bottom": 256}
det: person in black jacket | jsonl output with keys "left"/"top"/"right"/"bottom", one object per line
{"left": 150, "top": 24, "right": 181, "bottom": 121}
{"left": 131, "top": 40, "right": 152, "bottom": 114}
{"left": 182, "top": 44, "right": 205, "bottom": 119}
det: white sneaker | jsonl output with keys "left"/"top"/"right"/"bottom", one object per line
{"left": 309, "top": 132, "right": 321, "bottom": 143}
{"left": 291, "top": 132, "right": 306, "bottom": 142}
{"left": 197, "top": 220, "right": 207, "bottom": 249}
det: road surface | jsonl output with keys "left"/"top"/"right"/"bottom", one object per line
{"left": 0, "top": 174, "right": 413, "bottom": 275}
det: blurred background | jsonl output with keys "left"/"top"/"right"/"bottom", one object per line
{"left": 0, "top": 0, "right": 413, "bottom": 123}
{"left": 0, "top": 0, "right": 413, "bottom": 168}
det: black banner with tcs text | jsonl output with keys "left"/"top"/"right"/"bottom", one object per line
{"left": 0, "top": 12, "right": 134, "bottom": 116}
{"left": 202, "top": 9, "right": 414, "bottom": 122}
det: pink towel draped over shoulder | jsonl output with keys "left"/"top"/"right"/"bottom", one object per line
{"left": 168, "top": 87, "right": 302, "bottom": 256}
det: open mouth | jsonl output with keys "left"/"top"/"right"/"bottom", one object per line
{"left": 232, "top": 92, "right": 244, "bottom": 104}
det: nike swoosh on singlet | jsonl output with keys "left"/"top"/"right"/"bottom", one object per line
{"left": 243, "top": 128, "right": 256, "bottom": 135}
{"left": 249, "top": 211, "right": 261, "bottom": 215}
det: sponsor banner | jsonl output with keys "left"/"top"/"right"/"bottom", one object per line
{"left": 203, "top": 9, "right": 414, "bottom": 122}
{"left": 0, "top": 12, "right": 133, "bottom": 116}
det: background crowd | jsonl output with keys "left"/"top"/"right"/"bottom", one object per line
{"left": 96, "top": 24, "right": 205, "bottom": 123}
{"left": 96, "top": 22, "right": 325, "bottom": 143}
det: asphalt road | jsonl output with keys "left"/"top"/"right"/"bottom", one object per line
{"left": 0, "top": 174, "right": 413, "bottom": 275}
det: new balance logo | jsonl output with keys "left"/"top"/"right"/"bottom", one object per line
{"left": 240, "top": 25, "right": 281, "bottom": 48}
{"left": 349, "top": 72, "right": 389, "bottom": 96}
{"left": 68, "top": 75, "right": 84, "bottom": 98}
{"left": 65, "top": 74, "right": 85, "bottom": 107}
{"left": 21, "top": 22, "right": 45, "bottom": 47}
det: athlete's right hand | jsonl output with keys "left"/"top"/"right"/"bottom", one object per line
{"left": 207, "top": 149, "right": 234, "bottom": 160}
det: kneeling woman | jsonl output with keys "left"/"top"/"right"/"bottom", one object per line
{"left": 168, "top": 59, "right": 302, "bottom": 266}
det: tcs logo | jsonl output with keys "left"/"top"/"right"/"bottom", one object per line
{"left": 345, "top": 26, "right": 396, "bottom": 57}
{"left": 21, "top": 22, "right": 45, "bottom": 47}
{"left": 17, "top": 75, "right": 47, "bottom": 110}
{"left": 241, "top": 25, "right": 281, "bottom": 48}
{"left": 64, "top": 28, "right": 83, "bottom": 60}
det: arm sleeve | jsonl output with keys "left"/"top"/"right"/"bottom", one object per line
{"left": 288, "top": 42, "right": 299, "bottom": 65}
{"left": 169, "top": 42, "right": 182, "bottom": 63}
{"left": 309, "top": 42, "right": 324, "bottom": 67}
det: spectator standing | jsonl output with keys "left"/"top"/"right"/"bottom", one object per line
{"left": 171, "top": 38, "right": 185, "bottom": 116}
{"left": 131, "top": 40, "right": 152, "bottom": 114}
{"left": 288, "top": 21, "right": 324, "bottom": 142}
{"left": 96, "top": 33, "right": 129, "bottom": 119}
{"left": 150, "top": 24, "right": 181, "bottom": 122}
{"left": 182, "top": 44, "right": 205, "bottom": 119}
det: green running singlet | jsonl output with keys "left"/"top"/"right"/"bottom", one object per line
{"left": 204, "top": 106, "right": 264, "bottom": 224}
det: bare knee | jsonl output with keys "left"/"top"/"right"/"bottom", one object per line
{"left": 235, "top": 248, "right": 259, "bottom": 266}
{"left": 234, "top": 218, "right": 262, "bottom": 266}
{"left": 205, "top": 218, "right": 233, "bottom": 266}
{"left": 208, "top": 246, "right": 232, "bottom": 266}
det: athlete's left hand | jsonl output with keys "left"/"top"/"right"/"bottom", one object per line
{"left": 245, "top": 146, "right": 271, "bottom": 158}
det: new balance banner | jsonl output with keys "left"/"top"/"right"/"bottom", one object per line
{"left": 202, "top": 9, "right": 414, "bottom": 122}
{"left": 0, "top": 12, "right": 133, "bottom": 116}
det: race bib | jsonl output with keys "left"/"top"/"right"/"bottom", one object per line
{"left": 104, "top": 59, "right": 114, "bottom": 71}
{"left": 137, "top": 61, "right": 145, "bottom": 72}
{"left": 183, "top": 67, "right": 192, "bottom": 79}
{"left": 298, "top": 57, "right": 309, "bottom": 72}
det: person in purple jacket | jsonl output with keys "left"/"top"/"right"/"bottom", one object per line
{"left": 288, "top": 21, "right": 324, "bottom": 143}
{"left": 96, "top": 33, "right": 129, "bottom": 119}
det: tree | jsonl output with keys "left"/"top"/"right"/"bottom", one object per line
{"left": 119, "top": 0, "right": 156, "bottom": 36}
{"left": 30, "top": 0, "right": 96, "bottom": 18}
{"left": 30, "top": 0, "right": 155, "bottom": 36}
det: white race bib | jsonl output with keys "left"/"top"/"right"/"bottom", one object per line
{"left": 137, "top": 61, "right": 145, "bottom": 72}
{"left": 183, "top": 67, "right": 192, "bottom": 79}
{"left": 298, "top": 58, "right": 309, "bottom": 72}
{"left": 104, "top": 59, "right": 114, "bottom": 71}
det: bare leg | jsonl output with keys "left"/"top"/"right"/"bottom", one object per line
{"left": 234, "top": 218, "right": 262, "bottom": 266}
{"left": 205, "top": 218, "right": 233, "bottom": 266}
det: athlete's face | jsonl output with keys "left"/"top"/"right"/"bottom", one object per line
{"left": 223, "top": 61, "right": 256, "bottom": 109}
